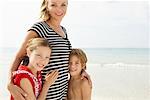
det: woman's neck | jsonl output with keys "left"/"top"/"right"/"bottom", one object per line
{"left": 47, "top": 19, "right": 61, "bottom": 27}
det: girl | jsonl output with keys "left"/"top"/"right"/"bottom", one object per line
{"left": 11, "top": 38, "right": 59, "bottom": 100}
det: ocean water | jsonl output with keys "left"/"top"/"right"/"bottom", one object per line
{"left": 0, "top": 47, "right": 150, "bottom": 100}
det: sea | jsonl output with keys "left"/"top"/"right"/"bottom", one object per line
{"left": 0, "top": 47, "right": 150, "bottom": 100}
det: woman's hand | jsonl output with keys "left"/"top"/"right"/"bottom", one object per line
{"left": 81, "top": 70, "right": 92, "bottom": 88}
{"left": 45, "top": 70, "right": 59, "bottom": 86}
{"left": 7, "top": 82, "right": 27, "bottom": 100}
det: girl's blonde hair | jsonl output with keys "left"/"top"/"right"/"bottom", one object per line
{"left": 22, "top": 38, "right": 51, "bottom": 66}
{"left": 69, "top": 49, "right": 87, "bottom": 69}
{"left": 26, "top": 38, "right": 51, "bottom": 51}
{"left": 40, "top": 0, "right": 50, "bottom": 21}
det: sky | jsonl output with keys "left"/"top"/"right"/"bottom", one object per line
{"left": 0, "top": 0, "right": 149, "bottom": 48}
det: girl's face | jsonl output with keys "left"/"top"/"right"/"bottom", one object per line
{"left": 47, "top": 0, "right": 68, "bottom": 20}
{"left": 28, "top": 46, "right": 51, "bottom": 71}
{"left": 69, "top": 55, "right": 83, "bottom": 77}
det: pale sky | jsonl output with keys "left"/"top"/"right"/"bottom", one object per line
{"left": 0, "top": 0, "right": 149, "bottom": 48}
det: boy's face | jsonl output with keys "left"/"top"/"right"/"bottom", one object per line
{"left": 69, "top": 55, "right": 83, "bottom": 77}
{"left": 28, "top": 46, "right": 51, "bottom": 71}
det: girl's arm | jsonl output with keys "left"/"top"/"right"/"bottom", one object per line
{"left": 19, "top": 70, "right": 59, "bottom": 100}
{"left": 81, "top": 78, "right": 92, "bottom": 100}
{"left": 7, "top": 31, "right": 38, "bottom": 100}
{"left": 20, "top": 78, "right": 36, "bottom": 100}
{"left": 38, "top": 70, "right": 59, "bottom": 100}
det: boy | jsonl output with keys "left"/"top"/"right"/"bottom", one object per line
{"left": 68, "top": 49, "right": 92, "bottom": 100}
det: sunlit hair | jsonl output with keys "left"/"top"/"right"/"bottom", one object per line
{"left": 40, "top": 0, "right": 68, "bottom": 21}
{"left": 69, "top": 49, "right": 87, "bottom": 69}
{"left": 40, "top": 0, "right": 50, "bottom": 21}
{"left": 26, "top": 38, "right": 51, "bottom": 52}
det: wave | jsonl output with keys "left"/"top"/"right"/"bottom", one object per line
{"left": 87, "top": 62, "right": 150, "bottom": 68}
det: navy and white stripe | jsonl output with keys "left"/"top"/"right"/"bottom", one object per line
{"left": 28, "top": 21, "right": 72, "bottom": 100}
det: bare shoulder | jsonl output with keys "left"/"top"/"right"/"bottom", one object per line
{"left": 20, "top": 78, "right": 34, "bottom": 93}
{"left": 20, "top": 78, "right": 36, "bottom": 99}
{"left": 81, "top": 78, "right": 92, "bottom": 100}
{"left": 20, "top": 78, "right": 32, "bottom": 87}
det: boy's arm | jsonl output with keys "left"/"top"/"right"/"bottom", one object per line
{"left": 81, "top": 78, "right": 92, "bottom": 100}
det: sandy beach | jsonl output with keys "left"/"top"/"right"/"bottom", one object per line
{"left": 0, "top": 48, "right": 150, "bottom": 100}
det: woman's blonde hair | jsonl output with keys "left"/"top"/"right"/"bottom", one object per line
{"left": 40, "top": 0, "right": 50, "bottom": 21}
{"left": 69, "top": 49, "right": 88, "bottom": 70}
{"left": 40, "top": 0, "right": 68, "bottom": 21}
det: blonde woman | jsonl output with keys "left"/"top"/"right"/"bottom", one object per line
{"left": 7, "top": 0, "right": 91, "bottom": 99}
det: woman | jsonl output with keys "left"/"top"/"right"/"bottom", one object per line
{"left": 7, "top": 0, "right": 91, "bottom": 99}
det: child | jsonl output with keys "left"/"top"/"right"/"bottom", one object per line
{"left": 67, "top": 49, "right": 92, "bottom": 100}
{"left": 10, "top": 38, "right": 59, "bottom": 100}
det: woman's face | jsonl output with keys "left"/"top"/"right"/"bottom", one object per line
{"left": 47, "top": 0, "right": 68, "bottom": 20}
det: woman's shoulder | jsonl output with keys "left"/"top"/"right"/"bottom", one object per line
{"left": 28, "top": 21, "right": 47, "bottom": 36}
{"left": 32, "top": 21, "right": 45, "bottom": 26}
{"left": 61, "top": 25, "right": 66, "bottom": 30}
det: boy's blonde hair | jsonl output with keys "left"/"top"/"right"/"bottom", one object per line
{"left": 26, "top": 38, "right": 51, "bottom": 52}
{"left": 69, "top": 49, "right": 87, "bottom": 69}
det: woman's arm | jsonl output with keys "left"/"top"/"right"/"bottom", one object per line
{"left": 81, "top": 70, "right": 92, "bottom": 88}
{"left": 81, "top": 78, "right": 92, "bottom": 100}
{"left": 7, "top": 31, "right": 38, "bottom": 100}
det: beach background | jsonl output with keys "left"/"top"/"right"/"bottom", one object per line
{"left": 0, "top": 47, "right": 150, "bottom": 100}
{"left": 0, "top": 0, "right": 150, "bottom": 100}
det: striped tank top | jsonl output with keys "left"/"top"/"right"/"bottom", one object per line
{"left": 28, "top": 21, "right": 72, "bottom": 100}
